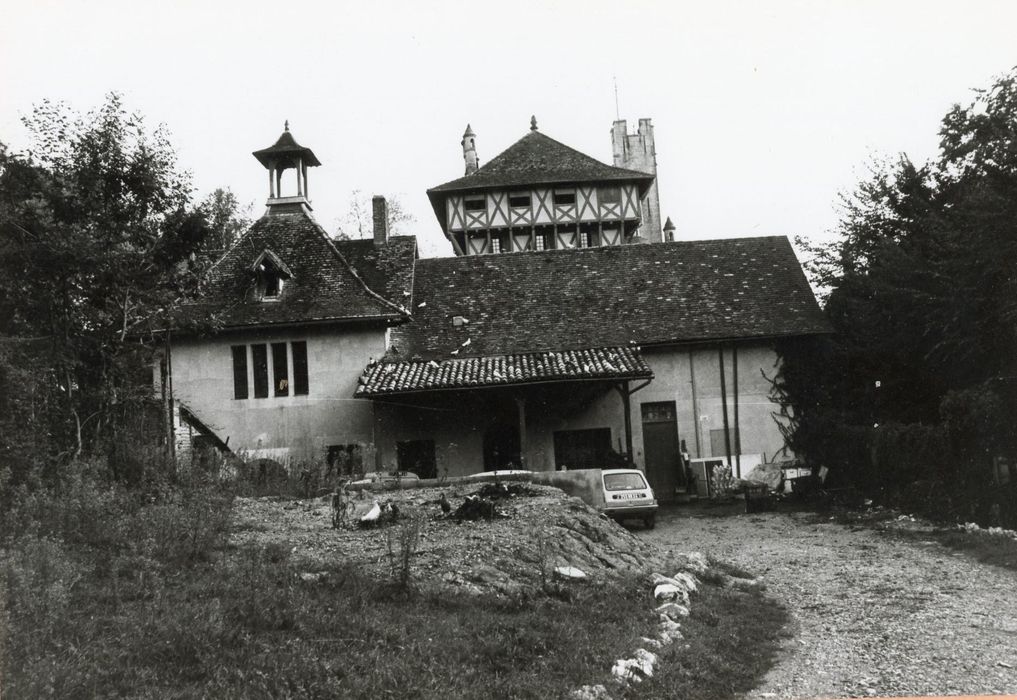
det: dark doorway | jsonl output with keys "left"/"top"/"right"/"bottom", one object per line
{"left": 483, "top": 422, "right": 521, "bottom": 471}
{"left": 641, "top": 401, "right": 685, "bottom": 502}
{"left": 396, "top": 439, "right": 436, "bottom": 478}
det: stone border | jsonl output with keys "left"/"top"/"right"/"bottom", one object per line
{"left": 569, "top": 552, "right": 714, "bottom": 700}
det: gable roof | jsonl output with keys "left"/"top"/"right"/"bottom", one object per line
{"left": 173, "top": 210, "right": 411, "bottom": 331}
{"left": 428, "top": 131, "right": 654, "bottom": 195}
{"left": 388, "top": 236, "right": 830, "bottom": 361}
{"left": 333, "top": 236, "right": 417, "bottom": 310}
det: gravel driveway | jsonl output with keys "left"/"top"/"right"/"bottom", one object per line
{"left": 638, "top": 505, "right": 1017, "bottom": 698}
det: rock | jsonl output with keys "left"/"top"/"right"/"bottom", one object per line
{"left": 298, "top": 571, "right": 327, "bottom": 583}
{"left": 632, "top": 648, "right": 657, "bottom": 676}
{"left": 657, "top": 602, "right": 690, "bottom": 619}
{"left": 640, "top": 636, "right": 663, "bottom": 649}
{"left": 672, "top": 571, "right": 699, "bottom": 593}
{"left": 554, "top": 565, "right": 588, "bottom": 581}
{"left": 569, "top": 684, "right": 611, "bottom": 700}
{"left": 674, "top": 551, "right": 709, "bottom": 575}
{"left": 653, "top": 582, "right": 689, "bottom": 603}
{"left": 658, "top": 617, "right": 683, "bottom": 644}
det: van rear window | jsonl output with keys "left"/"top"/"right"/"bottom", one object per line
{"left": 604, "top": 473, "right": 647, "bottom": 491}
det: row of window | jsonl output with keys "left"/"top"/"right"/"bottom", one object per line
{"left": 232, "top": 341, "right": 309, "bottom": 399}
{"left": 484, "top": 225, "right": 616, "bottom": 253}
{"left": 463, "top": 186, "right": 621, "bottom": 212}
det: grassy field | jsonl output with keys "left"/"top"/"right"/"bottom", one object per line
{"left": 1, "top": 476, "right": 789, "bottom": 699}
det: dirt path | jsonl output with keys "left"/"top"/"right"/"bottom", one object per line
{"left": 639, "top": 505, "right": 1017, "bottom": 699}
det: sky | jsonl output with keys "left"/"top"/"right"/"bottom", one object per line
{"left": 2, "top": 0, "right": 1015, "bottom": 258}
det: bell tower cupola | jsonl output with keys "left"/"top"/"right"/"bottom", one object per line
{"left": 253, "top": 122, "right": 321, "bottom": 215}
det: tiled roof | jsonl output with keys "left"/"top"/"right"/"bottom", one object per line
{"left": 428, "top": 130, "right": 654, "bottom": 194}
{"left": 252, "top": 128, "right": 321, "bottom": 167}
{"left": 333, "top": 236, "right": 417, "bottom": 310}
{"left": 389, "top": 236, "right": 830, "bottom": 360}
{"left": 173, "top": 211, "right": 410, "bottom": 331}
{"left": 355, "top": 346, "right": 651, "bottom": 397}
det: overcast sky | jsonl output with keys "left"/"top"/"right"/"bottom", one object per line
{"left": 3, "top": 0, "right": 1015, "bottom": 258}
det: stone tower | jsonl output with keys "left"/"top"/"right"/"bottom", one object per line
{"left": 611, "top": 118, "right": 661, "bottom": 242}
{"left": 461, "top": 124, "right": 479, "bottom": 175}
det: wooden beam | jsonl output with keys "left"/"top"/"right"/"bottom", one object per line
{"left": 733, "top": 344, "right": 741, "bottom": 478}
{"left": 515, "top": 395, "right": 527, "bottom": 469}
{"left": 718, "top": 346, "right": 732, "bottom": 468}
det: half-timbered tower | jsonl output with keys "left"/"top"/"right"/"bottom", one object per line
{"left": 427, "top": 117, "right": 657, "bottom": 256}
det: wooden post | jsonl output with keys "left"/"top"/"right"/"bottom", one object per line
{"left": 268, "top": 167, "right": 275, "bottom": 198}
{"left": 718, "top": 346, "right": 732, "bottom": 468}
{"left": 296, "top": 158, "right": 304, "bottom": 196}
{"left": 515, "top": 395, "right": 527, "bottom": 469}
{"left": 621, "top": 382, "right": 633, "bottom": 464}
{"left": 733, "top": 344, "right": 741, "bottom": 478}
{"left": 689, "top": 349, "right": 702, "bottom": 458}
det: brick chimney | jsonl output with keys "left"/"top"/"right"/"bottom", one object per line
{"left": 372, "top": 195, "right": 388, "bottom": 246}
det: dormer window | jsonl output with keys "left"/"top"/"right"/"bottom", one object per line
{"left": 263, "top": 270, "right": 283, "bottom": 298}
{"left": 250, "top": 249, "right": 293, "bottom": 302}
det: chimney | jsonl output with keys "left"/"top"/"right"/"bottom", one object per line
{"left": 372, "top": 195, "right": 388, "bottom": 246}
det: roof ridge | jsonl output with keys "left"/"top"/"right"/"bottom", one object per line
{"left": 313, "top": 218, "right": 411, "bottom": 319}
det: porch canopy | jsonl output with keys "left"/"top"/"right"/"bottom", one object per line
{"left": 356, "top": 346, "right": 652, "bottom": 470}
{"left": 355, "top": 346, "right": 651, "bottom": 397}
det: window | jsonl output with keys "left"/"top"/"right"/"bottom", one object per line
{"left": 534, "top": 233, "right": 546, "bottom": 251}
{"left": 709, "top": 428, "right": 740, "bottom": 457}
{"left": 272, "top": 342, "right": 289, "bottom": 396}
{"left": 231, "top": 345, "right": 248, "bottom": 399}
{"left": 641, "top": 402, "right": 676, "bottom": 423}
{"left": 292, "top": 341, "right": 308, "bottom": 395}
{"left": 554, "top": 428, "right": 612, "bottom": 470}
{"left": 464, "top": 196, "right": 486, "bottom": 211}
{"left": 553, "top": 189, "right": 576, "bottom": 206}
{"left": 252, "top": 250, "right": 291, "bottom": 300}
{"left": 397, "top": 439, "right": 436, "bottom": 479}
{"left": 232, "top": 341, "right": 307, "bottom": 399}
{"left": 252, "top": 344, "right": 269, "bottom": 399}
{"left": 598, "top": 186, "right": 621, "bottom": 204}
{"left": 490, "top": 237, "right": 501, "bottom": 254}
{"left": 264, "top": 271, "right": 282, "bottom": 298}
{"left": 508, "top": 191, "right": 531, "bottom": 208}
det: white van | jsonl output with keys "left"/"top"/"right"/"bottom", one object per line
{"left": 600, "top": 468, "right": 658, "bottom": 529}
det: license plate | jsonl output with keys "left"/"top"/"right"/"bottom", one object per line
{"left": 617, "top": 493, "right": 642, "bottom": 500}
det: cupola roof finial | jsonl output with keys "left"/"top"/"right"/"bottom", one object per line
{"left": 530, "top": 115, "right": 538, "bottom": 131}
{"left": 284, "top": 119, "right": 289, "bottom": 132}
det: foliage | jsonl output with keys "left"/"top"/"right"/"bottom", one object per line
{"left": 332, "top": 188, "right": 415, "bottom": 240}
{"left": 0, "top": 94, "right": 246, "bottom": 481}
{"left": 776, "top": 68, "right": 1017, "bottom": 525}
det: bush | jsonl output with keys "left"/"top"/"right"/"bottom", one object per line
{"left": 1, "top": 536, "right": 83, "bottom": 662}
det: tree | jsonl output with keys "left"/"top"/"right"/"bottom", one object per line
{"left": 777, "top": 68, "right": 1017, "bottom": 517}
{"left": 198, "top": 187, "right": 251, "bottom": 258}
{"left": 332, "top": 189, "right": 415, "bottom": 240}
{"left": 0, "top": 94, "right": 218, "bottom": 469}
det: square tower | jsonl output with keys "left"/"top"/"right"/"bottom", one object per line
{"left": 612, "top": 118, "right": 662, "bottom": 242}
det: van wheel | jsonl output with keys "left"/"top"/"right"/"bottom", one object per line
{"left": 644, "top": 515, "right": 655, "bottom": 530}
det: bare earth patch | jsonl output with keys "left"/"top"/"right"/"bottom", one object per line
{"left": 640, "top": 505, "right": 1017, "bottom": 698}
{"left": 231, "top": 483, "right": 665, "bottom": 597}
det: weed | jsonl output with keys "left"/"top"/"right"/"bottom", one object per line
{"left": 386, "top": 514, "right": 420, "bottom": 592}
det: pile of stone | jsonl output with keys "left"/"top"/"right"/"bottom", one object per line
{"left": 570, "top": 552, "right": 713, "bottom": 700}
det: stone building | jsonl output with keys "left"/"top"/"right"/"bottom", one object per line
{"left": 165, "top": 119, "right": 829, "bottom": 500}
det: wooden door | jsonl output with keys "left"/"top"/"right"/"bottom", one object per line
{"left": 641, "top": 401, "right": 684, "bottom": 502}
